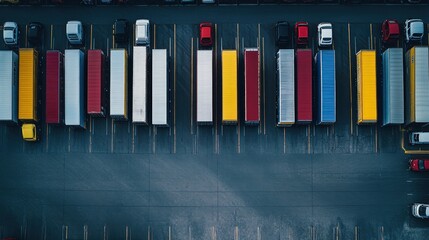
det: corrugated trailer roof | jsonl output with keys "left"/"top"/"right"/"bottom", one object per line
{"left": 87, "top": 50, "right": 105, "bottom": 116}
{"left": 222, "top": 50, "right": 238, "bottom": 124}
{"left": 382, "top": 48, "right": 404, "bottom": 126}
{"left": 277, "top": 49, "right": 294, "bottom": 126}
{"left": 357, "top": 50, "right": 377, "bottom": 124}
{"left": 196, "top": 50, "right": 213, "bottom": 124}
{"left": 152, "top": 49, "right": 169, "bottom": 126}
{"left": 0, "top": 51, "right": 18, "bottom": 123}
{"left": 296, "top": 49, "right": 312, "bottom": 123}
{"left": 316, "top": 50, "right": 336, "bottom": 124}
{"left": 18, "top": 48, "right": 38, "bottom": 122}
{"left": 132, "top": 46, "right": 148, "bottom": 124}
{"left": 65, "top": 49, "right": 85, "bottom": 127}
{"left": 244, "top": 48, "right": 260, "bottom": 124}
{"left": 45, "top": 50, "right": 61, "bottom": 124}
{"left": 110, "top": 49, "right": 128, "bottom": 119}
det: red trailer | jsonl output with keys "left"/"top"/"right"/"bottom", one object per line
{"left": 87, "top": 50, "right": 105, "bottom": 116}
{"left": 45, "top": 50, "right": 62, "bottom": 124}
{"left": 244, "top": 48, "right": 260, "bottom": 124}
{"left": 296, "top": 49, "right": 312, "bottom": 123}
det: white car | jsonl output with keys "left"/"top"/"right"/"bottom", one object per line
{"left": 3, "top": 21, "right": 18, "bottom": 45}
{"left": 135, "top": 19, "right": 150, "bottom": 46}
{"left": 412, "top": 203, "right": 429, "bottom": 218}
{"left": 405, "top": 19, "right": 424, "bottom": 43}
{"left": 66, "top": 21, "right": 83, "bottom": 45}
{"left": 318, "top": 22, "right": 332, "bottom": 47}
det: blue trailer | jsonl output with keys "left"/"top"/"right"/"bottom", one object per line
{"left": 315, "top": 50, "right": 336, "bottom": 125}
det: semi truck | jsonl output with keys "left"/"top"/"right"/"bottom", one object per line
{"left": 196, "top": 50, "right": 213, "bottom": 124}
{"left": 382, "top": 48, "right": 404, "bottom": 126}
{"left": 357, "top": 50, "right": 377, "bottom": 124}
{"left": 277, "top": 49, "right": 294, "bottom": 126}
{"left": 244, "top": 48, "right": 260, "bottom": 125}
{"left": 19, "top": 48, "right": 38, "bottom": 141}
{"left": 87, "top": 49, "right": 105, "bottom": 117}
{"left": 222, "top": 50, "right": 238, "bottom": 124}
{"left": 110, "top": 49, "right": 128, "bottom": 120}
{"left": 315, "top": 50, "right": 336, "bottom": 125}
{"left": 405, "top": 46, "right": 429, "bottom": 125}
{"left": 296, "top": 49, "right": 312, "bottom": 124}
{"left": 152, "top": 49, "right": 169, "bottom": 126}
{"left": 132, "top": 46, "right": 148, "bottom": 124}
{"left": 0, "top": 51, "right": 18, "bottom": 123}
{"left": 46, "top": 50, "right": 63, "bottom": 124}
{"left": 65, "top": 49, "right": 85, "bottom": 128}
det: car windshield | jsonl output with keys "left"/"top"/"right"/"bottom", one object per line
{"left": 419, "top": 160, "right": 426, "bottom": 170}
{"left": 419, "top": 206, "right": 429, "bottom": 217}
{"left": 4, "top": 27, "right": 14, "bottom": 30}
{"left": 415, "top": 135, "right": 419, "bottom": 141}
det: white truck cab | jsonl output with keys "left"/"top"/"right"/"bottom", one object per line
{"left": 318, "top": 22, "right": 332, "bottom": 47}
{"left": 66, "top": 21, "right": 83, "bottom": 45}
{"left": 3, "top": 21, "right": 18, "bottom": 45}
{"left": 135, "top": 19, "right": 150, "bottom": 46}
{"left": 405, "top": 19, "right": 424, "bottom": 43}
{"left": 410, "top": 132, "right": 429, "bottom": 145}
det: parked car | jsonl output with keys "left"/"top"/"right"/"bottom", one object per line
{"left": 135, "top": 19, "right": 150, "bottom": 46}
{"left": 410, "top": 132, "right": 429, "bottom": 145}
{"left": 0, "top": 0, "right": 19, "bottom": 3}
{"left": 114, "top": 19, "right": 128, "bottom": 43}
{"left": 28, "top": 22, "right": 43, "bottom": 44}
{"left": 405, "top": 19, "right": 424, "bottom": 43}
{"left": 409, "top": 159, "right": 429, "bottom": 171}
{"left": 412, "top": 203, "right": 429, "bottom": 218}
{"left": 66, "top": 21, "right": 83, "bottom": 45}
{"left": 276, "top": 21, "right": 290, "bottom": 47}
{"left": 199, "top": 22, "right": 213, "bottom": 47}
{"left": 381, "top": 20, "right": 399, "bottom": 44}
{"left": 3, "top": 22, "right": 18, "bottom": 45}
{"left": 317, "top": 22, "right": 332, "bottom": 47}
{"left": 295, "top": 21, "right": 309, "bottom": 46}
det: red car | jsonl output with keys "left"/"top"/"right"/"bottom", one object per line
{"left": 381, "top": 20, "right": 400, "bottom": 43}
{"left": 295, "top": 22, "right": 309, "bottom": 46}
{"left": 409, "top": 159, "right": 429, "bottom": 172}
{"left": 199, "top": 22, "right": 213, "bottom": 47}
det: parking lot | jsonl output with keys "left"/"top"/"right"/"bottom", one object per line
{"left": 0, "top": 3, "right": 429, "bottom": 240}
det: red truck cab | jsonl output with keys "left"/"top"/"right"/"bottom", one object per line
{"left": 382, "top": 20, "right": 399, "bottom": 43}
{"left": 295, "top": 22, "right": 309, "bottom": 46}
{"left": 199, "top": 22, "right": 213, "bottom": 47}
{"left": 409, "top": 159, "right": 429, "bottom": 172}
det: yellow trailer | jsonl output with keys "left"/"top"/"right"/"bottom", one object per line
{"left": 222, "top": 50, "right": 238, "bottom": 124}
{"left": 19, "top": 48, "right": 38, "bottom": 141}
{"left": 356, "top": 50, "right": 377, "bottom": 124}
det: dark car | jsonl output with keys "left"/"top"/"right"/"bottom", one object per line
{"left": 409, "top": 159, "right": 429, "bottom": 172}
{"left": 276, "top": 21, "right": 290, "bottom": 48}
{"left": 199, "top": 22, "right": 213, "bottom": 47}
{"left": 381, "top": 20, "right": 399, "bottom": 44}
{"left": 27, "top": 22, "right": 43, "bottom": 44}
{"left": 114, "top": 19, "right": 128, "bottom": 43}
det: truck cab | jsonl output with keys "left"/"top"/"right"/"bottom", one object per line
{"left": 66, "top": 21, "right": 83, "bottom": 45}
{"left": 21, "top": 124, "right": 37, "bottom": 141}
{"left": 135, "top": 19, "right": 150, "bottom": 46}
{"left": 382, "top": 20, "right": 399, "bottom": 44}
{"left": 405, "top": 19, "right": 424, "bottom": 43}
{"left": 199, "top": 22, "right": 213, "bottom": 47}
{"left": 3, "top": 21, "right": 18, "bottom": 45}
{"left": 295, "top": 22, "right": 309, "bottom": 46}
{"left": 317, "top": 22, "right": 332, "bottom": 47}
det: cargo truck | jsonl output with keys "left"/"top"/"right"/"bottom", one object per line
{"left": 244, "top": 48, "right": 260, "bottom": 125}
{"left": 152, "top": 49, "right": 169, "bottom": 126}
{"left": 382, "top": 48, "right": 404, "bottom": 126}
{"left": 405, "top": 46, "right": 429, "bottom": 125}
{"left": 315, "top": 50, "right": 336, "bottom": 125}
{"left": 87, "top": 49, "right": 105, "bottom": 117}
{"left": 196, "top": 50, "right": 213, "bottom": 124}
{"left": 0, "top": 51, "right": 18, "bottom": 123}
{"left": 65, "top": 49, "right": 85, "bottom": 128}
{"left": 296, "top": 49, "right": 312, "bottom": 123}
{"left": 110, "top": 49, "right": 128, "bottom": 120}
{"left": 222, "top": 50, "right": 238, "bottom": 124}
{"left": 357, "top": 50, "right": 377, "bottom": 124}
{"left": 46, "top": 50, "right": 63, "bottom": 124}
{"left": 19, "top": 48, "right": 39, "bottom": 141}
{"left": 277, "top": 49, "right": 294, "bottom": 126}
{"left": 132, "top": 46, "right": 148, "bottom": 124}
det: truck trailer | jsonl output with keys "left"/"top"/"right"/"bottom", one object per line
{"left": 277, "top": 49, "right": 294, "bottom": 126}
{"left": 296, "top": 49, "right": 312, "bottom": 124}
{"left": 244, "top": 48, "right": 260, "bottom": 125}
{"left": 222, "top": 50, "right": 238, "bottom": 124}
{"left": 315, "top": 50, "right": 336, "bottom": 125}
{"left": 405, "top": 46, "right": 429, "bottom": 125}
{"left": 132, "top": 46, "right": 148, "bottom": 124}
{"left": 152, "top": 49, "right": 169, "bottom": 126}
{"left": 65, "top": 49, "right": 85, "bottom": 128}
{"left": 382, "top": 48, "right": 404, "bottom": 126}
{"left": 357, "top": 50, "right": 377, "bottom": 124}
{"left": 110, "top": 49, "right": 128, "bottom": 120}
{"left": 19, "top": 48, "right": 39, "bottom": 141}
{"left": 196, "top": 50, "right": 213, "bottom": 124}
{"left": 45, "top": 50, "right": 63, "bottom": 124}
{"left": 87, "top": 49, "right": 105, "bottom": 117}
{"left": 0, "top": 51, "right": 18, "bottom": 123}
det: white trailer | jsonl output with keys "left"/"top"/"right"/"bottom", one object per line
{"left": 152, "top": 49, "right": 169, "bottom": 126}
{"left": 132, "top": 46, "right": 148, "bottom": 123}
{"left": 65, "top": 49, "right": 85, "bottom": 128}
{"left": 196, "top": 50, "right": 213, "bottom": 124}
{"left": 110, "top": 49, "right": 128, "bottom": 119}
{"left": 0, "top": 51, "right": 18, "bottom": 123}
